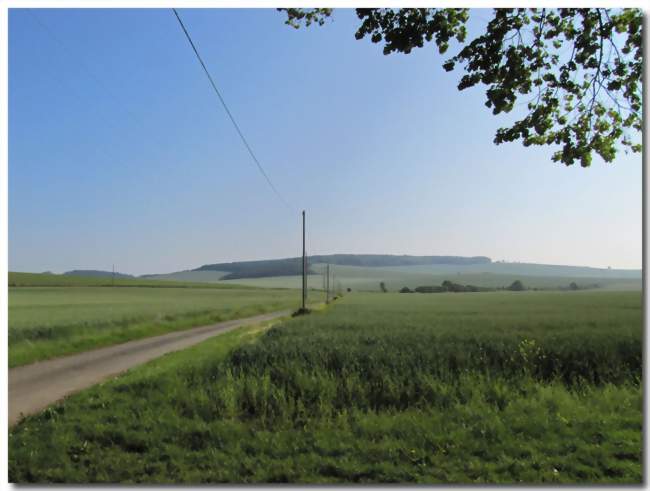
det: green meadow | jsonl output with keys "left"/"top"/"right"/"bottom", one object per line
{"left": 8, "top": 274, "right": 308, "bottom": 366}
{"left": 9, "top": 290, "right": 642, "bottom": 483}
{"left": 8, "top": 271, "right": 250, "bottom": 288}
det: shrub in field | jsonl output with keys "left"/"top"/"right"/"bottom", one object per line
{"left": 508, "top": 280, "right": 525, "bottom": 291}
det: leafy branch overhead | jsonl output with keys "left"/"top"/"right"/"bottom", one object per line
{"left": 279, "top": 8, "right": 642, "bottom": 167}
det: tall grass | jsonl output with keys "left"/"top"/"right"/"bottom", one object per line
{"left": 9, "top": 291, "right": 642, "bottom": 483}
{"left": 9, "top": 286, "right": 306, "bottom": 366}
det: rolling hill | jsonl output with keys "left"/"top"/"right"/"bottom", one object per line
{"left": 221, "top": 264, "right": 640, "bottom": 292}
{"left": 191, "top": 254, "right": 491, "bottom": 280}
{"left": 17, "top": 254, "right": 640, "bottom": 291}
{"left": 139, "top": 254, "right": 641, "bottom": 292}
{"left": 64, "top": 269, "right": 134, "bottom": 279}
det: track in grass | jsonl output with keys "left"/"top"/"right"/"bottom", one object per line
{"left": 9, "top": 285, "right": 316, "bottom": 366}
{"left": 9, "top": 310, "right": 292, "bottom": 426}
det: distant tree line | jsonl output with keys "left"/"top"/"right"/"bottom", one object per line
{"left": 400, "top": 279, "right": 601, "bottom": 293}
{"left": 195, "top": 257, "right": 311, "bottom": 280}
{"left": 400, "top": 280, "right": 502, "bottom": 293}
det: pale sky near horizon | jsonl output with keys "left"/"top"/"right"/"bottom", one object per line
{"left": 9, "top": 8, "right": 642, "bottom": 275}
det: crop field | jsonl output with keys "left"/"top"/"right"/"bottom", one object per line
{"left": 9, "top": 290, "right": 642, "bottom": 483}
{"left": 9, "top": 285, "right": 308, "bottom": 367}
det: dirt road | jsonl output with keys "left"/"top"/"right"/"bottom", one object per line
{"left": 9, "top": 310, "right": 290, "bottom": 426}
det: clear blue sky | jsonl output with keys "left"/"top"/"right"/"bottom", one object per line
{"left": 9, "top": 8, "right": 642, "bottom": 275}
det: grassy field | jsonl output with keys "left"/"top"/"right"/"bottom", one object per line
{"left": 140, "top": 270, "right": 230, "bottom": 283}
{"left": 9, "top": 284, "right": 310, "bottom": 367}
{"left": 376, "top": 261, "right": 641, "bottom": 278}
{"left": 220, "top": 264, "right": 641, "bottom": 292}
{"left": 8, "top": 271, "right": 248, "bottom": 288}
{"left": 9, "top": 290, "right": 642, "bottom": 483}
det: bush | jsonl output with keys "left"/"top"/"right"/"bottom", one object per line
{"left": 441, "top": 280, "right": 469, "bottom": 292}
{"left": 508, "top": 280, "right": 525, "bottom": 291}
{"left": 414, "top": 286, "right": 446, "bottom": 293}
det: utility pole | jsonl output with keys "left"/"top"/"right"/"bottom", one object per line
{"left": 326, "top": 263, "right": 330, "bottom": 304}
{"left": 112, "top": 264, "right": 115, "bottom": 287}
{"left": 301, "top": 210, "right": 306, "bottom": 311}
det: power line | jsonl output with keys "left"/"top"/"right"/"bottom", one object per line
{"left": 171, "top": 8, "right": 291, "bottom": 210}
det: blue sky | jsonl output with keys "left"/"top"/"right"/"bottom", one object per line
{"left": 9, "top": 8, "right": 642, "bottom": 275}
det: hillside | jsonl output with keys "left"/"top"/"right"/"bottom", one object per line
{"left": 222, "top": 265, "right": 641, "bottom": 292}
{"left": 147, "top": 254, "right": 641, "bottom": 290}
{"left": 64, "top": 269, "right": 134, "bottom": 279}
{"left": 193, "top": 254, "right": 492, "bottom": 280}
{"left": 20, "top": 254, "right": 641, "bottom": 290}
{"left": 8, "top": 272, "right": 256, "bottom": 289}
{"left": 140, "top": 270, "right": 229, "bottom": 283}
{"left": 195, "top": 257, "right": 308, "bottom": 280}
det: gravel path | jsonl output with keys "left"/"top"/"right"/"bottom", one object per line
{"left": 9, "top": 310, "right": 290, "bottom": 426}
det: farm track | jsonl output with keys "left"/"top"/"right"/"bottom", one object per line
{"left": 8, "top": 309, "right": 291, "bottom": 426}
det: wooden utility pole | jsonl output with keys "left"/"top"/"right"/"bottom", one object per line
{"left": 112, "top": 264, "right": 115, "bottom": 287}
{"left": 326, "top": 263, "right": 330, "bottom": 304}
{"left": 301, "top": 210, "right": 306, "bottom": 311}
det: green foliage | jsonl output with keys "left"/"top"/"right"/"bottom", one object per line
{"left": 9, "top": 291, "right": 642, "bottom": 483}
{"left": 354, "top": 8, "right": 469, "bottom": 55}
{"left": 8, "top": 286, "right": 305, "bottom": 366}
{"left": 508, "top": 280, "right": 526, "bottom": 291}
{"left": 279, "top": 8, "right": 643, "bottom": 166}
{"left": 280, "top": 8, "right": 333, "bottom": 28}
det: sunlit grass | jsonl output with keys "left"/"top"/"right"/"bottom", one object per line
{"left": 9, "top": 290, "right": 642, "bottom": 483}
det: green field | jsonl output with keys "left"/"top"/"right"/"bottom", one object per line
{"left": 9, "top": 290, "right": 642, "bottom": 483}
{"left": 9, "top": 283, "right": 309, "bottom": 367}
{"left": 219, "top": 264, "right": 641, "bottom": 292}
{"left": 8, "top": 271, "right": 248, "bottom": 288}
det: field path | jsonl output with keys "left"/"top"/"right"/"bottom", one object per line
{"left": 9, "top": 309, "right": 290, "bottom": 426}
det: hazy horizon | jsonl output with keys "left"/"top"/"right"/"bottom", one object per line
{"left": 9, "top": 9, "right": 642, "bottom": 276}
{"left": 12, "top": 251, "right": 643, "bottom": 277}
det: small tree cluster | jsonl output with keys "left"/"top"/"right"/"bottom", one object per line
{"left": 508, "top": 280, "right": 526, "bottom": 291}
